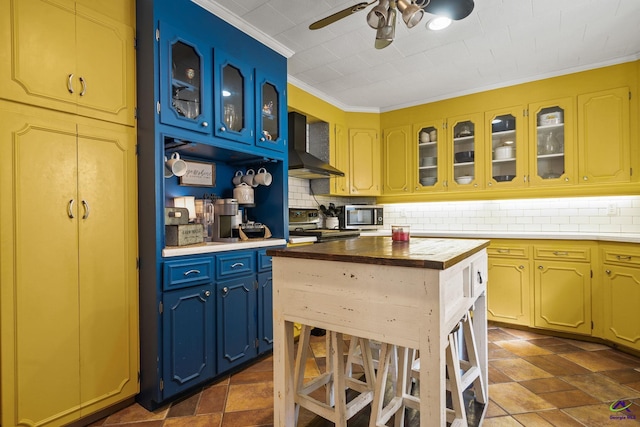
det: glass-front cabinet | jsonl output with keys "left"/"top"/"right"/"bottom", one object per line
{"left": 255, "top": 70, "right": 286, "bottom": 152}
{"left": 416, "top": 122, "right": 441, "bottom": 190}
{"left": 214, "top": 51, "right": 254, "bottom": 145}
{"left": 449, "top": 113, "right": 483, "bottom": 190}
{"left": 486, "top": 107, "right": 525, "bottom": 189}
{"left": 529, "top": 98, "right": 574, "bottom": 186}
{"left": 159, "top": 22, "right": 213, "bottom": 133}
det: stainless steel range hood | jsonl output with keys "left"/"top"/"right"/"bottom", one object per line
{"left": 288, "top": 111, "right": 344, "bottom": 179}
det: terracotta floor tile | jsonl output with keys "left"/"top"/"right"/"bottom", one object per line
{"left": 563, "top": 402, "right": 640, "bottom": 426}
{"left": 535, "top": 409, "right": 586, "bottom": 426}
{"left": 489, "top": 342, "right": 518, "bottom": 360}
{"left": 528, "top": 337, "right": 583, "bottom": 353}
{"left": 197, "top": 383, "right": 228, "bottom": 414}
{"left": 230, "top": 369, "right": 273, "bottom": 384}
{"left": 225, "top": 381, "right": 274, "bottom": 412}
{"left": 490, "top": 358, "right": 554, "bottom": 381}
{"left": 511, "top": 412, "right": 555, "bottom": 426}
{"left": 489, "top": 365, "right": 514, "bottom": 384}
{"left": 167, "top": 392, "right": 200, "bottom": 417}
{"left": 163, "top": 414, "right": 222, "bottom": 427}
{"left": 523, "top": 354, "right": 591, "bottom": 376}
{"left": 538, "top": 389, "right": 600, "bottom": 408}
{"left": 481, "top": 415, "right": 525, "bottom": 426}
{"left": 559, "top": 339, "right": 611, "bottom": 351}
{"left": 103, "top": 403, "right": 168, "bottom": 424}
{"left": 494, "top": 340, "right": 553, "bottom": 357}
{"left": 627, "top": 381, "right": 640, "bottom": 393}
{"left": 519, "top": 377, "right": 576, "bottom": 394}
{"left": 562, "top": 373, "right": 640, "bottom": 402}
{"left": 485, "top": 399, "right": 508, "bottom": 418}
{"left": 488, "top": 328, "right": 520, "bottom": 342}
{"left": 103, "top": 421, "right": 165, "bottom": 427}
{"left": 598, "top": 349, "right": 640, "bottom": 368}
{"left": 221, "top": 408, "right": 274, "bottom": 427}
{"left": 500, "top": 328, "right": 549, "bottom": 340}
{"left": 601, "top": 368, "right": 640, "bottom": 384}
{"left": 560, "top": 350, "right": 634, "bottom": 372}
{"left": 488, "top": 382, "right": 556, "bottom": 414}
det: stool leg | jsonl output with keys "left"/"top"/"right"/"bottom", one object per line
{"left": 331, "top": 332, "right": 348, "bottom": 427}
{"left": 447, "top": 332, "right": 467, "bottom": 425}
{"left": 462, "top": 314, "right": 487, "bottom": 404}
{"left": 369, "top": 342, "right": 393, "bottom": 427}
{"left": 293, "top": 325, "right": 312, "bottom": 424}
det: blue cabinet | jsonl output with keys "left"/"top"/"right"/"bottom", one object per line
{"left": 255, "top": 69, "right": 287, "bottom": 153}
{"left": 257, "top": 271, "right": 274, "bottom": 353}
{"left": 162, "top": 283, "right": 215, "bottom": 398}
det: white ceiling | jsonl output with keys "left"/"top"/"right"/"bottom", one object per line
{"left": 194, "top": 0, "right": 640, "bottom": 112}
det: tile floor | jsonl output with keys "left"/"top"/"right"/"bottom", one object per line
{"left": 89, "top": 324, "right": 640, "bottom": 426}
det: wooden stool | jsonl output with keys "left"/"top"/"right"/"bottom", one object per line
{"left": 346, "top": 338, "right": 398, "bottom": 391}
{"left": 294, "top": 325, "right": 376, "bottom": 426}
{"left": 371, "top": 311, "right": 486, "bottom": 426}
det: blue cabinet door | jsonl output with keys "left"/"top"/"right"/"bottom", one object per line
{"left": 162, "top": 284, "right": 215, "bottom": 399}
{"left": 257, "top": 271, "right": 273, "bottom": 353}
{"left": 158, "top": 21, "right": 213, "bottom": 134}
{"left": 213, "top": 50, "right": 254, "bottom": 145}
{"left": 255, "top": 69, "right": 286, "bottom": 153}
{"left": 216, "top": 275, "right": 257, "bottom": 372}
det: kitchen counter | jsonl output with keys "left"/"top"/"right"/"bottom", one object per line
{"left": 361, "top": 230, "right": 640, "bottom": 243}
{"left": 162, "top": 238, "right": 287, "bottom": 257}
{"left": 269, "top": 236, "right": 489, "bottom": 426}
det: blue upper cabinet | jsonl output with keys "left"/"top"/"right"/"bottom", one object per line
{"left": 159, "top": 21, "right": 213, "bottom": 134}
{"left": 213, "top": 50, "right": 254, "bottom": 145}
{"left": 256, "top": 69, "right": 287, "bottom": 153}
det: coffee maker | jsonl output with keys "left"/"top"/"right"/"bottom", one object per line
{"left": 213, "top": 198, "right": 239, "bottom": 242}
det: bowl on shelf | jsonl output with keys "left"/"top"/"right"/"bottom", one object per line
{"left": 420, "top": 156, "right": 437, "bottom": 167}
{"left": 420, "top": 176, "right": 437, "bottom": 186}
{"left": 455, "top": 175, "right": 473, "bottom": 184}
{"left": 493, "top": 175, "right": 515, "bottom": 182}
{"left": 494, "top": 146, "right": 514, "bottom": 160}
{"left": 454, "top": 150, "right": 474, "bottom": 163}
{"left": 539, "top": 111, "right": 563, "bottom": 126}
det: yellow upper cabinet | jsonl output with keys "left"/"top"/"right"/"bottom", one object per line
{"left": 382, "top": 125, "right": 413, "bottom": 194}
{"left": 332, "top": 123, "right": 349, "bottom": 195}
{"left": 485, "top": 106, "right": 527, "bottom": 190}
{"left": 577, "top": 87, "right": 631, "bottom": 184}
{"left": 0, "top": 0, "right": 135, "bottom": 126}
{"left": 348, "top": 128, "right": 381, "bottom": 195}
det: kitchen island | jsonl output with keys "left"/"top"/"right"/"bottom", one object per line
{"left": 268, "top": 236, "right": 490, "bottom": 426}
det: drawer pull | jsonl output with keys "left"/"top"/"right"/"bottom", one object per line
{"left": 183, "top": 269, "right": 201, "bottom": 276}
{"left": 68, "top": 199, "right": 75, "bottom": 218}
{"left": 497, "top": 249, "right": 510, "bottom": 254}
{"left": 67, "top": 73, "right": 74, "bottom": 93}
{"left": 231, "top": 262, "right": 245, "bottom": 268}
{"left": 616, "top": 255, "right": 632, "bottom": 261}
{"left": 477, "top": 271, "right": 483, "bottom": 284}
{"left": 552, "top": 251, "right": 569, "bottom": 256}
{"left": 79, "top": 76, "right": 87, "bottom": 96}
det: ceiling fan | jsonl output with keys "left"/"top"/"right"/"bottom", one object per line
{"left": 309, "top": 0, "right": 474, "bottom": 49}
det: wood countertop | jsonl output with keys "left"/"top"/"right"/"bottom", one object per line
{"left": 267, "top": 236, "right": 489, "bottom": 270}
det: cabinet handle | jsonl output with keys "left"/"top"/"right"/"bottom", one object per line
{"left": 219, "top": 126, "right": 227, "bottom": 132}
{"left": 497, "top": 249, "right": 510, "bottom": 254}
{"left": 202, "top": 121, "right": 209, "bottom": 127}
{"left": 519, "top": 265, "right": 525, "bottom": 269}
{"left": 184, "top": 269, "right": 201, "bottom": 276}
{"left": 552, "top": 251, "right": 569, "bottom": 256}
{"left": 79, "top": 76, "right": 87, "bottom": 96}
{"left": 477, "top": 271, "right": 483, "bottom": 284}
{"left": 222, "top": 286, "right": 229, "bottom": 295}
{"left": 583, "top": 176, "right": 588, "bottom": 181}
{"left": 488, "top": 182, "right": 492, "bottom": 186}
{"left": 67, "top": 73, "right": 74, "bottom": 93}
{"left": 538, "top": 265, "right": 544, "bottom": 270}
{"left": 81, "top": 200, "right": 90, "bottom": 219}
{"left": 260, "top": 137, "right": 266, "bottom": 141}
{"left": 204, "top": 290, "right": 211, "bottom": 297}
{"left": 605, "top": 270, "right": 611, "bottom": 275}
{"left": 68, "top": 199, "right": 75, "bottom": 218}
{"left": 616, "top": 255, "right": 632, "bottom": 261}
{"left": 231, "top": 262, "right": 244, "bottom": 268}
{"left": 564, "top": 177, "right": 569, "bottom": 182}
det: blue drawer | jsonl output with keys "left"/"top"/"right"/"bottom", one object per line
{"left": 216, "top": 251, "right": 255, "bottom": 280}
{"left": 257, "top": 247, "right": 282, "bottom": 272}
{"left": 163, "top": 257, "right": 214, "bottom": 291}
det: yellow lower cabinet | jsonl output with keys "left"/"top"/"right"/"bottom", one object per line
{"left": 0, "top": 102, "right": 138, "bottom": 426}
{"left": 487, "top": 242, "right": 532, "bottom": 326}
{"left": 602, "top": 245, "right": 640, "bottom": 351}
{"left": 534, "top": 252, "right": 592, "bottom": 335}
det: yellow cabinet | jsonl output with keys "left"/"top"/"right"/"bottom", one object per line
{"left": 0, "top": 102, "right": 139, "bottom": 426}
{"left": 485, "top": 106, "right": 527, "bottom": 189}
{"left": 533, "top": 243, "right": 592, "bottom": 335}
{"left": 0, "top": 0, "right": 135, "bottom": 125}
{"left": 345, "top": 128, "right": 380, "bottom": 195}
{"left": 382, "top": 125, "right": 413, "bottom": 194}
{"left": 577, "top": 87, "right": 631, "bottom": 184}
{"left": 601, "top": 244, "right": 640, "bottom": 351}
{"left": 487, "top": 241, "right": 532, "bottom": 326}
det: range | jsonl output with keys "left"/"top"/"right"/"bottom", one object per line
{"left": 288, "top": 208, "right": 360, "bottom": 242}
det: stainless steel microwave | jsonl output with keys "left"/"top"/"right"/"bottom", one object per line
{"left": 338, "top": 205, "right": 384, "bottom": 230}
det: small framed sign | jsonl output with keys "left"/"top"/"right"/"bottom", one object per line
{"left": 180, "top": 161, "right": 216, "bottom": 187}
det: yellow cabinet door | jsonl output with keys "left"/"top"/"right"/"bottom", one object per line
{"left": 485, "top": 106, "right": 527, "bottom": 190}
{"left": 534, "top": 260, "right": 591, "bottom": 335}
{"left": 415, "top": 119, "right": 446, "bottom": 193}
{"left": 603, "top": 265, "right": 640, "bottom": 351}
{"left": 349, "top": 128, "right": 380, "bottom": 195}
{"left": 577, "top": 87, "right": 630, "bottom": 184}
{"left": 448, "top": 112, "right": 484, "bottom": 191}
{"left": 382, "top": 125, "right": 412, "bottom": 194}
{"left": 77, "top": 122, "right": 139, "bottom": 416}
{"left": 0, "top": 103, "right": 138, "bottom": 425}
{"left": 0, "top": 0, "right": 134, "bottom": 125}
{"left": 488, "top": 258, "right": 532, "bottom": 326}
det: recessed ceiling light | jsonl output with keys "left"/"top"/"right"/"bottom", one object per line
{"left": 426, "top": 16, "right": 452, "bottom": 31}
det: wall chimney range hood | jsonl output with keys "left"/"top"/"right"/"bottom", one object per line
{"left": 288, "top": 111, "right": 344, "bottom": 179}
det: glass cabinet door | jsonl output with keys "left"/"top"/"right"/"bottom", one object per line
{"left": 487, "top": 109, "right": 524, "bottom": 188}
{"left": 214, "top": 51, "right": 254, "bottom": 144}
{"left": 417, "top": 124, "right": 440, "bottom": 189}
{"left": 450, "top": 113, "right": 483, "bottom": 190}
{"left": 255, "top": 70, "right": 286, "bottom": 152}
{"left": 529, "top": 98, "right": 573, "bottom": 186}
{"left": 159, "top": 22, "right": 212, "bottom": 133}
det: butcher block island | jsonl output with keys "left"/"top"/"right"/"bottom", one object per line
{"left": 268, "top": 236, "right": 490, "bottom": 426}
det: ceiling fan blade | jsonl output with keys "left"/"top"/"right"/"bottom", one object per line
{"left": 309, "top": 1, "right": 376, "bottom": 30}
{"left": 423, "top": 0, "right": 474, "bottom": 20}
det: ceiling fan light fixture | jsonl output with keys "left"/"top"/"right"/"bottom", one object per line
{"left": 366, "top": 0, "right": 389, "bottom": 29}
{"left": 396, "top": 0, "right": 424, "bottom": 28}
{"left": 375, "top": 6, "right": 396, "bottom": 49}
{"left": 426, "top": 16, "right": 451, "bottom": 30}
